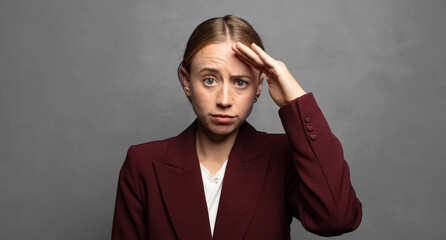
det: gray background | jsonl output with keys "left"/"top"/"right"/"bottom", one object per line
{"left": 1, "top": 0, "right": 445, "bottom": 239}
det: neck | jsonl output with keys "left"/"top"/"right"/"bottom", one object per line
{"left": 195, "top": 121, "right": 239, "bottom": 175}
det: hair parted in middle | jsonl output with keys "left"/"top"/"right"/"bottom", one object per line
{"left": 181, "top": 15, "right": 264, "bottom": 73}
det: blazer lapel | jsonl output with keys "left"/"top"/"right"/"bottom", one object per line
{"left": 153, "top": 121, "right": 270, "bottom": 240}
{"left": 213, "top": 122, "right": 270, "bottom": 240}
{"left": 153, "top": 121, "right": 212, "bottom": 240}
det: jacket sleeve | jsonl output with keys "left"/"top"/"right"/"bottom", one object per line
{"left": 112, "top": 146, "right": 147, "bottom": 240}
{"left": 279, "top": 93, "right": 362, "bottom": 236}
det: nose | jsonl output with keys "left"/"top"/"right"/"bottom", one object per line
{"left": 216, "top": 82, "right": 233, "bottom": 108}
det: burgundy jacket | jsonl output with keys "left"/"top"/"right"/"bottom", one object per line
{"left": 112, "top": 93, "right": 362, "bottom": 239}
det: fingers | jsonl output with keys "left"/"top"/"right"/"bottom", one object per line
{"left": 232, "top": 42, "right": 289, "bottom": 85}
{"left": 232, "top": 42, "right": 264, "bottom": 70}
{"left": 235, "top": 42, "right": 278, "bottom": 66}
{"left": 233, "top": 42, "right": 270, "bottom": 67}
{"left": 251, "top": 43, "right": 277, "bottom": 68}
{"left": 231, "top": 43, "right": 261, "bottom": 69}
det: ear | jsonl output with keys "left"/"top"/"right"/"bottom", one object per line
{"left": 256, "top": 72, "right": 265, "bottom": 99}
{"left": 179, "top": 66, "right": 191, "bottom": 97}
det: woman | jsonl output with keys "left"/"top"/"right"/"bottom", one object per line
{"left": 112, "top": 15, "right": 362, "bottom": 239}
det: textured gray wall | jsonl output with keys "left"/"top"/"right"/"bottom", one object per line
{"left": 1, "top": 0, "right": 445, "bottom": 239}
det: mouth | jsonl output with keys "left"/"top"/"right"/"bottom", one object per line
{"left": 210, "top": 114, "right": 235, "bottom": 124}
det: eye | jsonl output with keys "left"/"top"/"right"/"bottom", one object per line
{"left": 203, "top": 78, "right": 216, "bottom": 86}
{"left": 235, "top": 80, "right": 247, "bottom": 88}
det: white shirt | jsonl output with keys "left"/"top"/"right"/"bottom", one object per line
{"left": 199, "top": 160, "right": 228, "bottom": 236}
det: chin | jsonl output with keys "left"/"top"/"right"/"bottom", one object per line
{"left": 208, "top": 124, "right": 239, "bottom": 136}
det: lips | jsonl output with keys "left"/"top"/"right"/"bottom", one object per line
{"left": 211, "top": 114, "right": 235, "bottom": 124}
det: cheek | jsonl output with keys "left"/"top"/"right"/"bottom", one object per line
{"left": 241, "top": 84, "right": 258, "bottom": 100}
{"left": 237, "top": 93, "right": 255, "bottom": 111}
{"left": 190, "top": 88, "right": 210, "bottom": 114}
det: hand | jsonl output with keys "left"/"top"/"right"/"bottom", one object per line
{"left": 232, "top": 42, "right": 306, "bottom": 107}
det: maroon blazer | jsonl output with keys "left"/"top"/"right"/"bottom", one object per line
{"left": 112, "top": 93, "right": 362, "bottom": 239}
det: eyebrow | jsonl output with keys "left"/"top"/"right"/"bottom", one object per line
{"left": 199, "top": 67, "right": 253, "bottom": 79}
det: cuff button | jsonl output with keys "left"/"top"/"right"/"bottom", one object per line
{"left": 304, "top": 115, "right": 312, "bottom": 123}
{"left": 309, "top": 133, "right": 317, "bottom": 140}
{"left": 306, "top": 123, "right": 314, "bottom": 132}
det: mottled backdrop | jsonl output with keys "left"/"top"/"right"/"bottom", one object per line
{"left": 1, "top": 0, "right": 445, "bottom": 239}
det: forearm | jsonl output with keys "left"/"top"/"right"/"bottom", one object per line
{"left": 280, "top": 93, "right": 362, "bottom": 236}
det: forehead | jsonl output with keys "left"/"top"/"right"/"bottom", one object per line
{"left": 191, "top": 41, "right": 253, "bottom": 75}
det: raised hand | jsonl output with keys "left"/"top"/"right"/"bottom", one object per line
{"left": 232, "top": 42, "right": 306, "bottom": 107}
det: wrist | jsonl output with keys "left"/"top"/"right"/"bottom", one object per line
{"left": 283, "top": 86, "right": 306, "bottom": 106}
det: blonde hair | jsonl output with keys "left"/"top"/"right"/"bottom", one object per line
{"left": 180, "top": 15, "right": 264, "bottom": 73}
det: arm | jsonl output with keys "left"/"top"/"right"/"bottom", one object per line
{"left": 280, "top": 93, "right": 362, "bottom": 236}
{"left": 111, "top": 146, "right": 147, "bottom": 240}
{"left": 233, "top": 42, "right": 362, "bottom": 236}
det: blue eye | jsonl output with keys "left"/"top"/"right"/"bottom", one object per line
{"left": 235, "top": 80, "right": 247, "bottom": 87}
{"left": 203, "top": 78, "right": 216, "bottom": 86}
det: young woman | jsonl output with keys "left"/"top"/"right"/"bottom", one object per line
{"left": 112, "top": 15, "right": 362, "bottom": 240}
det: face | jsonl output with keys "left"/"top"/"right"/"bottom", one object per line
{"left": 181, "top": 41, "right": 263, "bottom": 139}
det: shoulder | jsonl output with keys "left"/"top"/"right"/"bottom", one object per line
{"left": 239, "top": 121, "right": 289, "bottom": 149}
{"left": 242, "top": 124, "right": 290, "bottom": 156}
{"left": 123, "top": 136, "right": 176, "bottom": 168}
{"left": 263, "top": 133, "right": 290, "bottom": 153}
{"left": 246, "top": 130, "right": 292, "bottom": 171}
{"left": 132, "top": 137, "right": 174, "bottom": 156}
{"left": 257, "top": 131, "right": 287, "bottom": 145}
{"left": 263, "top": 132, "right": 288, "bottom": 142}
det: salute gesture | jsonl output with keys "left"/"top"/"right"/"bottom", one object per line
{"left": 112, "top": 16, "right": 362, "bottom": 240}
{"left": 232, "top": 42, "right": 307, "bottom": 107}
